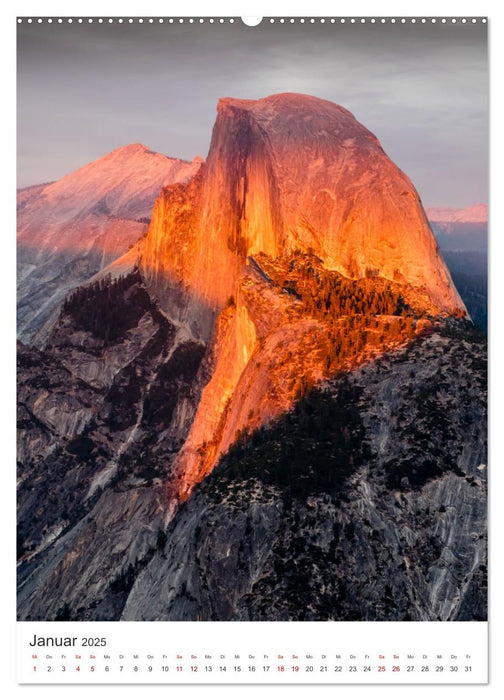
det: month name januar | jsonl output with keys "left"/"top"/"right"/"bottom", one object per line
{"left": 29, "top": 635, "right": 77, "bottom": 647}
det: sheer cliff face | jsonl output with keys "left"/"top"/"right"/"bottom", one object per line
{"left": 141, "top": 93, "right": 463, "bottom": 339}
{"left": 140, "top": 93, "right": 465, "bottom": 497}
{"left": 16, "top": 93, "right": 486, "bottom": 623}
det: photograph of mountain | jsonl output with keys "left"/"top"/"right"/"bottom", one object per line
{"left": 17, "top": 18, "right": 487, "bottom": 622}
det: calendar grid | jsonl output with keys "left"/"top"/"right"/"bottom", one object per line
{"left": 17, "top": 621, "right": 488, "bottom": 684}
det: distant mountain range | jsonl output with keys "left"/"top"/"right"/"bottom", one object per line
{"left": 426, "top": 204, "right": 487, "bottom": 253}
{"left": 423, "top": 204, "right": 487, "bottom": 332}
{"left": 425, "top": 204, "right": 487, "bottom": 224}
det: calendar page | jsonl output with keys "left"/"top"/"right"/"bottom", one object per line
{"left": 16, "top": 8, "right": 489, "bottom": 687}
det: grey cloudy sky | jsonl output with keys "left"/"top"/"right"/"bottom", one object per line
{"left": 17, "top": 18, "right": 488, "bottom": 207}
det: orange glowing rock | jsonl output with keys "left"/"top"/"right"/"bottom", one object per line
{"left": 140, "top": 93, "right": 467, "bottom": 499}
{"left": 141, "top": 94, "right": 463, "bottom": 341}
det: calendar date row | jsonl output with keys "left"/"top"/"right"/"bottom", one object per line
{"left": 33, "top": 663, "right": 474, "bottom": 674}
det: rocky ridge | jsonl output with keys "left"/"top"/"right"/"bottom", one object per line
{"left": 122, "top": 325, "right": 487, "bottom": 622}
{"left": 140, "top": 93, "right": 467, "bottom": 499}
{"left": 17, "top": 144, "right": 202, "bottom": 344}
{"left": 17, "top": 94, "right": 485, "bottom": 622}
{"left": 17, "top": 315, "right": 486, "bottom": 621}
{"left": 17, "top": 271, "right": 206, "bottom": 621}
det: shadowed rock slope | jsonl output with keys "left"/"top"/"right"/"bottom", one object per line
{"left": 17, "top": 94, "right": 484, "bottom": 622}
{"left": 17, "top": 302, "right": 486, "bottom": 620}
{"left": 122, "top": 324, "right": 487, "bottom": 622}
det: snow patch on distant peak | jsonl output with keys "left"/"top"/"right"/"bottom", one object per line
{"left": 426, "top": 203, "right": 488, "bottom": 223}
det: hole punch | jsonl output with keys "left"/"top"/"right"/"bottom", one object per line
{"left": 241, "top": 17, "right": 263, "bottom": 27}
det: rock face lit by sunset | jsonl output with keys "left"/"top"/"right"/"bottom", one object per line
{"left": 17, "top": 93, "right": 486, "bottom": 624}
{"left": 138, "top": 93, "right": 466, "bottom": 498}
{"left": 17, "top": 144, "right": 202, "bottom": 344}
{"left": 142, "top": 94, "right": 463, "bottom": 322}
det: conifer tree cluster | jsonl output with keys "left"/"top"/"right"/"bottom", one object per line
{"left": 265, "top": 253, "right": 423, "bottom": 379}
{"left": 62, "top": 271, "right": 152, "bottom": 344}
{"left": 277, "top": 254, "right": 411, "bottom": 320}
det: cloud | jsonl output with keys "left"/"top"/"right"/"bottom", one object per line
{"left": 17, "top": 20, "right": 487, "bottom": 207}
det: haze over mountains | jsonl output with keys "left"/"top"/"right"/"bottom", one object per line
{"left": 426, "top": 203, "right": 487, "bottom": 253}
{"left": 16, "top": 94, "right": 486, "bottom": 622}
{"left": 422, "top": 204, "right": 487, "bottom": 332}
